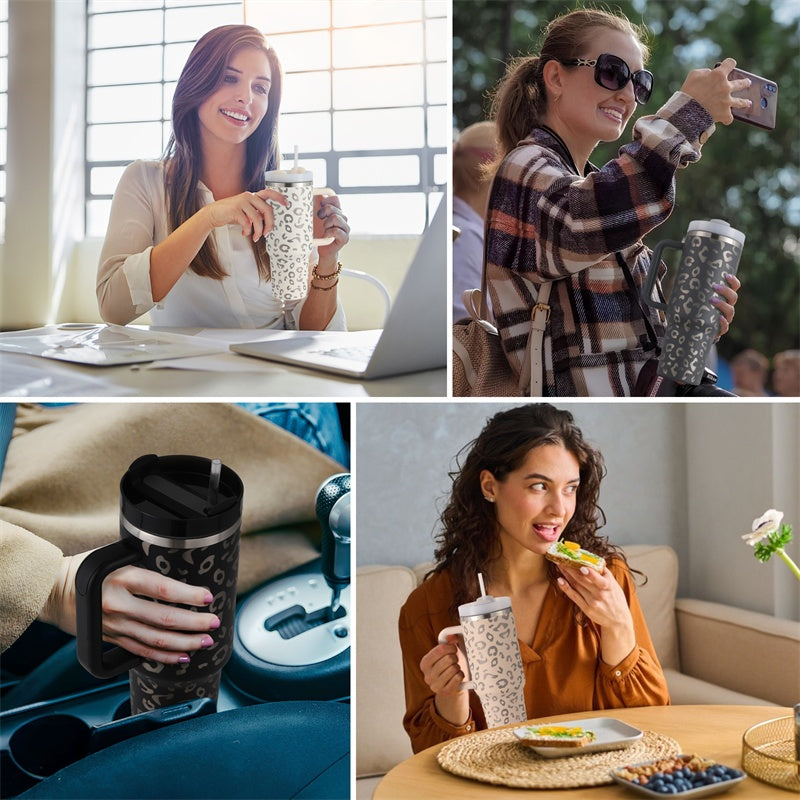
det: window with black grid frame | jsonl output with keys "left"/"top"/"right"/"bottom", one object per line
{"left": 85, "top": 0, "right": 448, "bottom": 239}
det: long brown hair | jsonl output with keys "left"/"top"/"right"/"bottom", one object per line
{"left": 433, "top": 404, "right": 632, "bottom": 612}
{"left": 164, "top": 25, "right": 283, "bottom": 280}
{"left": 487, "top": 8, "right": 650, "bottom": 167}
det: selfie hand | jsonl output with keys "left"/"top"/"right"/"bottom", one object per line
{"left": 681, "top": 57, "right": 751, "bottom": 125}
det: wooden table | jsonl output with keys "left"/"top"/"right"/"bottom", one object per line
{"left": 374, "top": 705, "right": 794, "bottom": 799}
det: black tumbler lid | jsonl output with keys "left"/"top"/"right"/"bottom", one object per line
{"left": 120, "top": 454, "right": 243, "bottom": 541}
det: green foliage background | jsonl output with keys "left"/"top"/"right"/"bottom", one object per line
{"left": 453, "top": 0, "right": 800, "bottom": 362}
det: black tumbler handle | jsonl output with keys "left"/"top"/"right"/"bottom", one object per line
{"left": 644, "top": 239, "right": 683, "bottom": 312}
{"left": 75, "top": 538, "right": 144, "bottom": 678}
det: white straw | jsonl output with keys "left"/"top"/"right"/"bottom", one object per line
{"left": 208, "top": 458, "right": 222, "bottom": 505}
{"left": 293, "top": 144, "right": 299, "bottom": 169}
{"left": 478, "top": 572, "right": 486, "bottom": 597}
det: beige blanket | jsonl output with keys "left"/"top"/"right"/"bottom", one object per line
{"left": 0, "top": 403, "right": 345, "bottom": 650}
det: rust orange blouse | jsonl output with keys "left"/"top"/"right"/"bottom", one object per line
{"left": 398, "top": 557, "right": 670, "bottom": 753}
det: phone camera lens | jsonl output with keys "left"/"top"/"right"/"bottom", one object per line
{"left": 761, "top": 97, "right": 768, "bottom": 108}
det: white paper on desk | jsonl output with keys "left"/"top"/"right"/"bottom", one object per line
{"left": 0, "top": 324, "right": 225, "bottom": 366}
{"left": 0, "top": 357, "right": 136, "bottom": 396}
{"left": 143, "top": 354, "right": 283, "bottom": 372}
{"left": 194, "top": 328, "right": 302, "bottom": 344}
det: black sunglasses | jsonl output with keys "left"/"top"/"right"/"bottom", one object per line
{"left": 560, "top": 53, "right": 654, "bottom": 105}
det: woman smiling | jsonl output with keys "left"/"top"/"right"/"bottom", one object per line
{"left": 482, "top": 8, "right": 751, "bottom": 396}
{"left": 97, "top": 25, "right": 349, "bottom": 330}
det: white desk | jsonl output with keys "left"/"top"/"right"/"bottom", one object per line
{"left": 0, "top": 327, "right": 446, "bottom": 398}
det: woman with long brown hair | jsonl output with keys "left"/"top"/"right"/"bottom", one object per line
{"left": 399, "top": 404, "right": 669, "bottom": 753}
{"left": 97, "top": 25, "right": 348, "bottom": 329}
{"left": 480, "top": 8, "right": 749, "bottom": 395}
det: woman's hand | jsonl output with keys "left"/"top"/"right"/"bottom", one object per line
{"left": 711, "top": 272, "right": 740, "bottom": 339}
{"left": 680, "top": 58, "right": 752, "bottom": 125}
{"left": 556, "top": 565, "right": 636, "bottom": 666}
{"left": 419, "top": 635, "right": 471, "bottom": 726}
{"left": 314, "top": 195, "right": 350, "bottom": 269}
{"left": 39, "top": 552, "right": 221, "bottom": 665}
{"left": 205, "top": 189, "right": 289, "bottom": 241}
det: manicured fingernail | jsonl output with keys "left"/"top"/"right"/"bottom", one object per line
{"left": 580, "top": 566, "right": 590, "bottom": 575}
{"left": 209, "top": 617, "right": 221, "bottom": 630}
{"left": 201, "top": 635, "right": 214, "bottom": 648}
{"left": 557, "top": 577, "right": 565, "bottom": 586}
{"left": 711, "top": 294, "right": 722, "bottom": 304}
{"left": 178, "top": 655, "right": 191, "bottom": 664}
{"left": 204, "top": 593, "right": 214, "bottom": 605}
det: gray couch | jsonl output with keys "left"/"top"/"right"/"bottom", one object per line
{"left": 355, "top": 544, "right": 800, "bottom": 799}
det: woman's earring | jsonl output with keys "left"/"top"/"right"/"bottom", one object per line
{"left": 484, "top": 496, "right": 495, "bottom": 503}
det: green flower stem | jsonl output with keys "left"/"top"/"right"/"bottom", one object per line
{"left": 776, "top": 548, "right": 800, "bottom": 582}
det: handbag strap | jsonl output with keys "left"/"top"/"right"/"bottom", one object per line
{"left": 527, "top": 281, "right": 552, "bottom": 396}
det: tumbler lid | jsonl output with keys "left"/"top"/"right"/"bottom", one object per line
{"left": 687, "top": 219, "right": 745, "bottom": 246}
{"left": 120, "top": 454, "right": 243, "bottom": 540}
{"left": 458, "top": 594, "right": 512, "bottom": 619}
{"left": 264, "top": 168, "right": 312, "bottom": 184}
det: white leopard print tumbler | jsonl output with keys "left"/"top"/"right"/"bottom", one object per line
{"left": 439, "top": 594, "right": 527, "bottom": 729}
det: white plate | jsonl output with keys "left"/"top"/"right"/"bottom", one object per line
{"left": 512, "top": 716, "right": 643, "bottom": 758}
{"left": 609, "top": 755, "right": 746, "bottom": 797}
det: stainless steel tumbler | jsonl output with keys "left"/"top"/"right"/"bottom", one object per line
{"left": 75, "top": 454, "right": 243, "bottom": 714}
{"left": 644, "top": 219, "right": 745, "bottom": 385}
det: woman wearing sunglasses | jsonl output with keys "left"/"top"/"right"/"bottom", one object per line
{"left": 482, "top": 8, "right": 751, "bottom": 396}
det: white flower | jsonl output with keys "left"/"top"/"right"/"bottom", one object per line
{"left": 742, "top": 508, "right": 784, "bottom": 546}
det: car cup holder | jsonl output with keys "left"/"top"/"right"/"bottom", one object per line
{"left": 0, "top": 682, "right": 215, "bottom": 797}
{"left": 227, "top": 559, "right": 350, "bottom": 702}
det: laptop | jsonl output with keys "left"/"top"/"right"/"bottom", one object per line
{"left": 231, "top": 200, "right": 447, "bottom": 379}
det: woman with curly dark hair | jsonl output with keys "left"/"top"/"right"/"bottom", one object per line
{"left": 399, "top": 404, "right": 669, "bottom": 753}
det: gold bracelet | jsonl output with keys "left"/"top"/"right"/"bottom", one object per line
{"left": 311, "top": 279, "right": 339, "bottom": 291}
{"left": 312, "top": 261, "right": 342, "bottom": 282}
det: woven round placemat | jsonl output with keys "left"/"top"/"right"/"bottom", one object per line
{"left": 436, "top": 729, "right": 681, "bottom": 789}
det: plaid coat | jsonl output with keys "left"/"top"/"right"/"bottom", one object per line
{"left": 486, "top": 92, "right": 716, "bottom": 396}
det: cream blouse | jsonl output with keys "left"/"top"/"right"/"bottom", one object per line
{"left": 96, "top": 160, "right": 346, "bottom": 330}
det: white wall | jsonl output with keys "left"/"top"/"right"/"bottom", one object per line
{"left": 1, "top": 0, "right": 85, "bottom": 330}
{"left": 685, "top": 402, "right": 800, "bottom": 620}
{"left": 355, "top": 401, "right": 800, "bottom": 620}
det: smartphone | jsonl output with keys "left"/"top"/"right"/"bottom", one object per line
{"left": 715, "top": 64, "right": 778, "bottom": 130}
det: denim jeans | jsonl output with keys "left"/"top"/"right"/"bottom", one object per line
{"left": 237, "top": 402, "right": 348, "bottom": 466}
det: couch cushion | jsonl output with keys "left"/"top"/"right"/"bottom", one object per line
{"left": 664, "top": 668, "right": 778, "bottom": 706}
{"left": 623, "top": 545, "right": 680, "bottom": 672}
{"left": 356, "top": 565, "right": 416, "bottom": 777}
{"left": 676, "top": 598, "right": 800, "bottom": 707}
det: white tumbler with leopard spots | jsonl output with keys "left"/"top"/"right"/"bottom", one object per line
{"left": 263, "top": 168, "right": 335, "bottom": 306}
{"left": 438, "top": 594, "right": 527, "bottom": 729}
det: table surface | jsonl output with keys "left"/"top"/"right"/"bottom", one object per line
{"left": 0, "top": 331, "right": 446, "bottom": 398}
{"left": 374, "top": 705, "right": 795, "bottom": 799}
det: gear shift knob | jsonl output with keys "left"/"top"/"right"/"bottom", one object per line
{"left": 315, "top": 473, "right": 351, "bottom": 612}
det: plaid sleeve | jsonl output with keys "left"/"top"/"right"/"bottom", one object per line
{"left": 486, "top": 92, "right": 715, "bottom": 282}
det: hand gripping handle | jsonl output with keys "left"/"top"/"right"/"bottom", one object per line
{"left": 75, "top": 539, "right": 143, "bottom": 678}
{"left": 437, "top": 625, "right": 475, "bottom": 691}
{"left": 643, "top": 239, "right": 684, "bottom": 311}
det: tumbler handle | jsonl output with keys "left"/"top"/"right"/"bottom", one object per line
{"left": 437, "top": 625, "right": 475, "bottom": 691}
{"left": 644, "top": 239, "right": 683, "bottom": 311}
{"left": 75, "top": 539, "right": 143, "bottom": 678}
